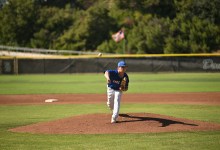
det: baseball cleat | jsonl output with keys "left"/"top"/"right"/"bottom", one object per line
{"left": 111, "top": 117, "right": 116, "bottom": 123}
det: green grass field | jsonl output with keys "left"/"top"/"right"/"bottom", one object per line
{"left": 0, "top": 73, "right": 220, "bottom": 150}
{"left": 0, "top": 73, "right": 220, "bottom": 94}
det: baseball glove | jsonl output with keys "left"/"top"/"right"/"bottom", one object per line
{"left": 120, "top": 77, "right": 128, "bottom": 91}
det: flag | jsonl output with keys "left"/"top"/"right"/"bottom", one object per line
{"left": 112, "top": 30, "right": 125, "bottom": 42}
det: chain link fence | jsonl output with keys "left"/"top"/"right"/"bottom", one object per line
{"left": 1, "top": 55, "right": 220, "bottom": 74}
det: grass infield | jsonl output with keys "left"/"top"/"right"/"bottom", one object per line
{"left": 0, "top": 73, "right": 220, "bottom": 149}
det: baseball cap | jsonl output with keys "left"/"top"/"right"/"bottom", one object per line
{"left": 118, "top": 61, "right": 127, "bottom": 67}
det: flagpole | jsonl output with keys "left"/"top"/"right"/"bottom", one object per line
{"left": 123, "top": 36, "right": 127, "bottom": 63}
{"left": 123, "top": 38, "right": 125, "bottom": 54}
{"left": 123, "top": 34, "right": 127, "bottom": 54}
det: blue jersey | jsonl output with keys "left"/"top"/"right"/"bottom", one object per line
{"left": 105, "top": 70, "right": 129, "bottom": 90}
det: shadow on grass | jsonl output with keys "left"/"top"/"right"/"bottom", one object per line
{"left": 118, "top": 114, "right": 198, "bottom": 127}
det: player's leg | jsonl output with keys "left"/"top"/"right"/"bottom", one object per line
{"left": 112, "top": 90, "right": 122, "bottom": 123}
{"left": 107, "top": 87, "right": 114, "bottom": 111}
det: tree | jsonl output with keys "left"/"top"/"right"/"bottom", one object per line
{"left": 56, "top": 3, "right": 116, "bottom": 51}
{"left": 1, "top": 0, "right": 219, "bottom": 54}
{"left": 31, "top": 7, "right": 73, "bottom": 49}
{"left": 174, "top": 0, "right": 220, "bottom": 24}
{"left": 126, "top": 15, "right": 170, "bottom": 54}
{"left": 115, "top": 0, "right": 176, "bottom": 18}
{"left": 164, "top": 14, "right": 220, "bottom": 53}
{"left": 0, "top": 0, "right": 39, "bottom": 46}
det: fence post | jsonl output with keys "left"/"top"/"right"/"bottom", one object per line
{"left": 13, "top": 57, "right": 18, "bottom": 75}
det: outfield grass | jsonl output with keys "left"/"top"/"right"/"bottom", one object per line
{"left": 0, "top": 73, "right": 220, "bottom": 94}
{"left": 0, "top": 73, "right": 220, "bottom": 149}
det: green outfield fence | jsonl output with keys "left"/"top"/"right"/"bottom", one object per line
{"left": 0, "top": 54, "right": 220, "bottom": 74}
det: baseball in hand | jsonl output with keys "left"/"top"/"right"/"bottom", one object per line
{"left": 98, "top": 53, "right": 102, "bottom": 57}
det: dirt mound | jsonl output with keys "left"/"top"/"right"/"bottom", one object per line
{"left": 10, "top": 113, "right": 220, "bottom": 134}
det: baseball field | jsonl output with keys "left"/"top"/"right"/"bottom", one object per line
{"left": 0, "top": 73, "right": 220, "bottom": 149}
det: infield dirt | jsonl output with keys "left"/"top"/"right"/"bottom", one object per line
{"left": 1, "top": 92, "right": 220, "bottom": 105}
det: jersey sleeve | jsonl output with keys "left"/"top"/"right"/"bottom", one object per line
{"left": 106, "top": 70, "right": 114, "bottom": 78}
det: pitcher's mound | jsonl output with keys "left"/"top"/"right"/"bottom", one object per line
{"left": 10, "top": 113, "right": 220, "bottom": 134}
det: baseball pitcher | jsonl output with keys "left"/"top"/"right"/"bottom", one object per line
{"left": 104, "top": 60, "right": 129, "bottom": 123}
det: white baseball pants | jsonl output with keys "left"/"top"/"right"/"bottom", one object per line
{"left": 107, "top": 87, "right": 122, "bottom": 120}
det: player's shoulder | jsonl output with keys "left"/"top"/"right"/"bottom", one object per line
{"left": 107, "top": 70, "right": 117, "bottom": 73}
{"left": 124, "top": 72, "right": 129, "bottom": 77}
